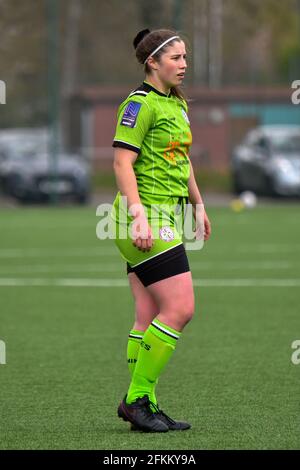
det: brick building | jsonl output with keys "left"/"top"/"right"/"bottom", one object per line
{"left": 67, "top": 85, "right": 298, "bottom": 171}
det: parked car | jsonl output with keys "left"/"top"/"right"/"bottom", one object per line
{"left": 0, "top": 129, "right": 90, "bottom": 203}
{"left": 231, "top": 125, "right": 300, "bottom": 196}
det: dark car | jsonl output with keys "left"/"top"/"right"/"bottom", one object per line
{"left": 0, "top": 129, "right": 90, "bottom": 203}
{"left": 231, "top": 125, "right": 300, "bottom": 196}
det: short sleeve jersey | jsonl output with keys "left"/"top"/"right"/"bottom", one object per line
{"left": 112, "top": 81, "right": 192, "bottom": 197}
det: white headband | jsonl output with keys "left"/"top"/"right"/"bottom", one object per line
{"left": 143, "top": 36, "right": 180, "bottom": 64}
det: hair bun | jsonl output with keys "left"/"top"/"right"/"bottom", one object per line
{"left": 133, "top": 29, "right": 151, "bottom": 49}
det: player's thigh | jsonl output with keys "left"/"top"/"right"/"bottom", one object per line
{"left": 146, "top": 271, "right": 195, "bottom": 318}
{"left": 128, "top": 272, "right": 159, "bottom": 322}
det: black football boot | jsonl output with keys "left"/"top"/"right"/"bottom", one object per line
{"left": 130, "top": 401, "right": 191, "bottom": 431}
{"left": 117, "top": 395, "right": 169, "bottom": 432}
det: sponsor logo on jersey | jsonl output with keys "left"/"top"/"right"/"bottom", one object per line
{"left": 181, "top": 108, "right": 190, "bottom": 124}
{"left": 121, "top": 101, "right": 142, "bottom": 128}
{"left": 159, "top": 226, "right": 175, "bottom": 242}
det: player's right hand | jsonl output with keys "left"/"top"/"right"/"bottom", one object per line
{"left": 131, "top": 215, "right": 154, "bottom": 252}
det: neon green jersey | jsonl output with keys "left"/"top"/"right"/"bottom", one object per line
{"left": 112, "top": 80, "right": 192, "bottom": 198}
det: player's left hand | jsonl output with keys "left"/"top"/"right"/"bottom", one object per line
{"left": 203, "top": 210, "right": 211, "bottom": 241}
{"left": 194, "top": 207, "right": 211, "bottom": 242}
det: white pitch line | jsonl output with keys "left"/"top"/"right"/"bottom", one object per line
{"left": 0, "top": 278, "right": 300, "bottom": 287}
{"left": 0, "top": 243, "right": 300, "bottom": 258}
{"left": 193, "top": 279, "right": 300, "bottom": 287}
{"left": 0, "top": 264, "right": 123, "bottom": 274}
{"left": 237, "top": 244, "right": 300, "bottom": 253}
{"left": 0, "top": 261, "right": 293, "bottom": 274}
{"left": 191, "top": 261, "right": 293, "bottom": 270}
{"left": 0, "top": 247, "right": 118, "bottom": 258}
{"left": 0, "top": 278, "right": 129, "bottom": 287}
{"left": 0, "top": 245, "right": 297, "bottom": 259}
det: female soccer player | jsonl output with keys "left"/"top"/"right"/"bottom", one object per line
{"left": 111, "top": 28, "right": 211, "bottom": 432}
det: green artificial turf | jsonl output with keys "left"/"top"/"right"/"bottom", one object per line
{"left": 0, "top": 203, "right": 299, "bottom": 449}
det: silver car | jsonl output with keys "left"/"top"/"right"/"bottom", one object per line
{"left": 0, "top": 129, "right": 90, "bottom": 203}
{"left": 231, "top": 125, "right": 300, "bottom": 196}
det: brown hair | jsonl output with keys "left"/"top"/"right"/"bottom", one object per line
{"left": 133, "top": 29, "right": 186, "bottom": 102}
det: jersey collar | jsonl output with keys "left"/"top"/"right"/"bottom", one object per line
{"left": 143, "top": 80, "right": 171, "bottom": 98}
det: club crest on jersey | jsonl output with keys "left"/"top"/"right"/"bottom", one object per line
{"left": 181, "top": 108, "right": 190, "bottom": 124}
{"left": 159, "top": 226, "right": 175, "bottom": 242}
{"left": 121, "top": 101, "right": 142, "bottom": 128}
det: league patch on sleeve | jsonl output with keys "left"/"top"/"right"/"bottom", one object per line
{"left": 121, "top": 101, "right": 142, "bottom": 128}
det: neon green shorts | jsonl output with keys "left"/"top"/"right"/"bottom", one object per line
{"left": 110, "top": 191, "right": 189, "bottom": 268}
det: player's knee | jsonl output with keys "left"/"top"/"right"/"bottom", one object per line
{"left": 136, "top": 300, "right": 148, "bottom": 317}
{"left": 170, "top": 297, "right": 195, "bottom": 325}
{"left": 181, "top": 300, "right": 195, "bottom": 324}
{"left": 135, "top": 299, "right": 158, "bottom": 324}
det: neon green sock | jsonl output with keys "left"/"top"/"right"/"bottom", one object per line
{"left": 127, "top": 329, "right": 144, "bottom": 377}
{"left": 127, "top": 329, "right": 158, "bottom": 406}
{"left": 126, "top": 319, "right": 181, "bottom": 405}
